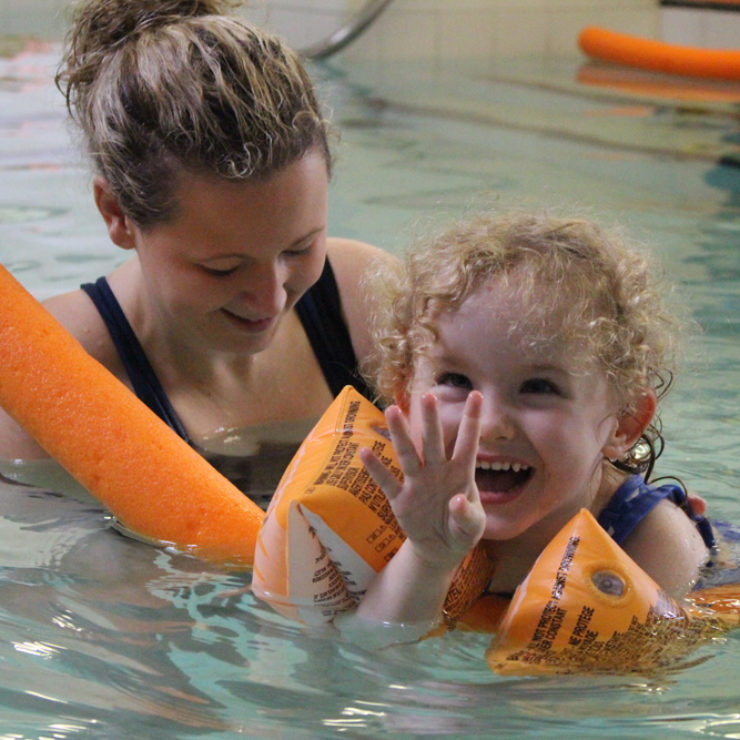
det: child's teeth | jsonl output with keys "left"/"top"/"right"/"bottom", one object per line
{"left": 477, "top": 461, "right": 529, "bottom": 472}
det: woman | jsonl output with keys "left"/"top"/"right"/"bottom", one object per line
{"left": 0, "top": 0, "right": 390, "bottom": 503}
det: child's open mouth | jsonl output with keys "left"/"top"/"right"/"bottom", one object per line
{"left": 475, "top": 460, "right": 533, "bottom": 495}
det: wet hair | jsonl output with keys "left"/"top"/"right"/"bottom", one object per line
{"left": 56, "top": 0, "right": 332, "bottom": 227}
{"left": 365, "top": 211, "right": 685, "bottom": 476}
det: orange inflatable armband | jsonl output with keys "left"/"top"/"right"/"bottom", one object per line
{"left": 252, "top": 386, "right": 405, "bottom": 624}
{"left": 486, "top": 509, "right": 729, "bottom": 675}
{"left": 0, "top": 264, "right": 264, "bottom": 566}
{"left": 253, "top": 386, "right": 493, "bottom": 626}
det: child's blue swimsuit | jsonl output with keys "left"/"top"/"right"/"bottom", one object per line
{"left": 597, "top": 474, "right": 716, "bottom": 550}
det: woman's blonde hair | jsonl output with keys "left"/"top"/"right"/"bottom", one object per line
{"left": 56, "top": 0, "right": 331, "bottom": 227}
{"left": 366, "top": 211, "right": 685, "bottom": 475}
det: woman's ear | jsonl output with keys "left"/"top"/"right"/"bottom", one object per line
{"left": 93, "top": 176, "right": 136, "bottom": 250}
{"left": 602, "top": 388, "right": 657, "bottom": 460}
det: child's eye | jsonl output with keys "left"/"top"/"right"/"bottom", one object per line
{"left": 436, "top": 372, "right": 473, "bottom": 390}
{"left": 520, "top": 378, "right": 560, "bottom": 394}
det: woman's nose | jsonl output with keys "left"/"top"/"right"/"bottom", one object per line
{"left": 241, "top": 261, "right": 287, "bottom": 316}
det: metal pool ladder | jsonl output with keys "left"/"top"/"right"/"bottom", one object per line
{"left": 300, "top": 0, "right": 395, "bottom": 59}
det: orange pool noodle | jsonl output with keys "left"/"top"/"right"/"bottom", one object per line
{"left": 0, "top": 264, "right": 263, "bottom": 566}
{"left": 578, "top": 26, "right": 740, "bottom": 81}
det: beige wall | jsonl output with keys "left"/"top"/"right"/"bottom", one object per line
{"left": 3, "top": 1, "right": 738, "bottom": 60}
{"left": 0, "top": 0, "right": 657, "bottom": 56}
{"left": 240, "top": 0, "right": 659, "bottom": 60}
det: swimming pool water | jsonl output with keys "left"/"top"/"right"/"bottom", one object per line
{"left": 1, "top": 34, "right": 739, "bottom": 739}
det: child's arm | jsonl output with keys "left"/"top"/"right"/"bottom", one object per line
{"left": 622, "top": 498, "right": 709, "bottom": 598}
{"left": 352, "top": 391, "right": 486, "bottom": 630}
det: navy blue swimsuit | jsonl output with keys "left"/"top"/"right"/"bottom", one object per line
{"left": 597, "top": 474, "right": 716, "bottom": 551}
{"left": 81, "top": 258, "right": 374, "bottom": 447}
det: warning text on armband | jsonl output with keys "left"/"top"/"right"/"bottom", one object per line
{"left": 341, "top": 399, "right": 360, "bottom": 435}
{"left": 526, "top": 536, "right": 580, "bottom": 653}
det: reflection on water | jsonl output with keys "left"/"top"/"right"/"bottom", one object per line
{"left": 0, "top": 34, "right": 738, "bottom": 740}
{"left": 2, "top": 483, "right": 739, "bottom": 737}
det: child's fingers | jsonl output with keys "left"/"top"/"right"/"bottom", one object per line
{"left": 359, "top": 447, "right": 403, "bottom": 500}
{"left": 448, "top": 493, "right": 485, "bottom": 546}
{"left": 451, "top": 391, "right": 482, "bottom": 477}
{"left": 419, "top": 392, "right": 446, "bottom": 463}
{"left": 384, "top": 405, "right": 422, "bottom": 474}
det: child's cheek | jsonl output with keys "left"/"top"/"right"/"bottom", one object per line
{"left": 439, "top": 405, "right": 465, "bottom": 456}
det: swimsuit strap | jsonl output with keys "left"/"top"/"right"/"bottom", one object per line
{"left": 295, "top": 258, "right": 376, "bottom": 402}
{"left": 80, "top": 277, "right": 193, "bottom": 444}
{"left": 598, "top": 474, "right": 716, "bottom": 550}
{"left": 81, "top": 260, "right": 374, "bottom": 446}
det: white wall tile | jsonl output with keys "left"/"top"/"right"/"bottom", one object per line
{"left": 660, "top": 7, "right": 740, "bottom": 49}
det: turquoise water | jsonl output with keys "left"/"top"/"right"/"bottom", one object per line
{"left": 1, "top": 32, "right": 739, "bottom": 739}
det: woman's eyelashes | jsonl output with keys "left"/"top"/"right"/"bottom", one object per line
{"left": 202, "top": 265, "right": 239, "bottom": 277}
{"left": 199, "top": 240, "right": 316, "bottom": 276}
{"left": 284, "top": 240, "right": 315, "bottom": 257}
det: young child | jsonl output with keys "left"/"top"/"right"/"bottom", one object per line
{"left": 353, "top": 211, "right": 714, "bottom": 632}
{"left": 0, "top": 0, "right": 389, "bottom": 502}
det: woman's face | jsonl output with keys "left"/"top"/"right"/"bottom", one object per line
{"left": 129, "top": 150, "right": 329, "bottom": 355}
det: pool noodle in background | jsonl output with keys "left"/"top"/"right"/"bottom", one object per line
{"left": 0, "top": 264, "right": 264, "bottom": 567}
{"left": 578, "top": 26, "right": 740, "bottom": 81}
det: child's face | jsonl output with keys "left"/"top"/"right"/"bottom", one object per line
{"left": 404, "top": 277, "right": 625, "bottom": 544}
{"left": 124, "top": 149, "right": 329, "bottom": 356}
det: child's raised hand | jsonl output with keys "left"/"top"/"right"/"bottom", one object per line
{"left": 359, "top": 391, "right": 486, "bottom": 570}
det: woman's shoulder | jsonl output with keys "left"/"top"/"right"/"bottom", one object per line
{"left": 326, "top": 238, "right": 396, "bottom": 277}
{"left": 326, "top": 239, "right": 397, "bottom": 363}
{"left": 43, "top": 281, "right": 128, "bottom": 377}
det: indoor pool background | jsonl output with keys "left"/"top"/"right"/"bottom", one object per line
{"left": 1, "top": 10, "right": 739, "bottom": 740}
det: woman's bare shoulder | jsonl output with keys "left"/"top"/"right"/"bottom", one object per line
{"left": 326, "top": 238, "right": 397, "bottom": 363}
{"left": 43, "top": 287, "right": 122, "bottom": 368}
{"left": 327, "top": 238, "right": 396, "bottom": 276}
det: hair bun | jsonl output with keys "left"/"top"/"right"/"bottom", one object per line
{"left": 57, "top": 0, "right": 235, "bottom": 112}
{"left": 66, "top": 0, "right": 234, "bottom": 57}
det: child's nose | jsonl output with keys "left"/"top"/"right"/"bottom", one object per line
{"left": 479, "top": 395, "right": 516, "bottom": 441}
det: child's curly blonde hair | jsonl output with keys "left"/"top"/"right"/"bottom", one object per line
{"left": 365, "top": 211, "right": 685, "bottom": 476}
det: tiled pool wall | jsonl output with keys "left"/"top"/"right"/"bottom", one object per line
{"left": 2, "top": 1, "right": 738, "bottom": 59}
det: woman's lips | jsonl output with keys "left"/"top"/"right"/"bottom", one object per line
{"left": 221, "top": 309, "right": 277, "bottom": 334}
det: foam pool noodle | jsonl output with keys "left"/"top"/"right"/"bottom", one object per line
{"left": 578, "top": 26, "right": 740, "bottom": 81}
{"left": 0, "top": 264, "right": 264, "bottom": 566}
